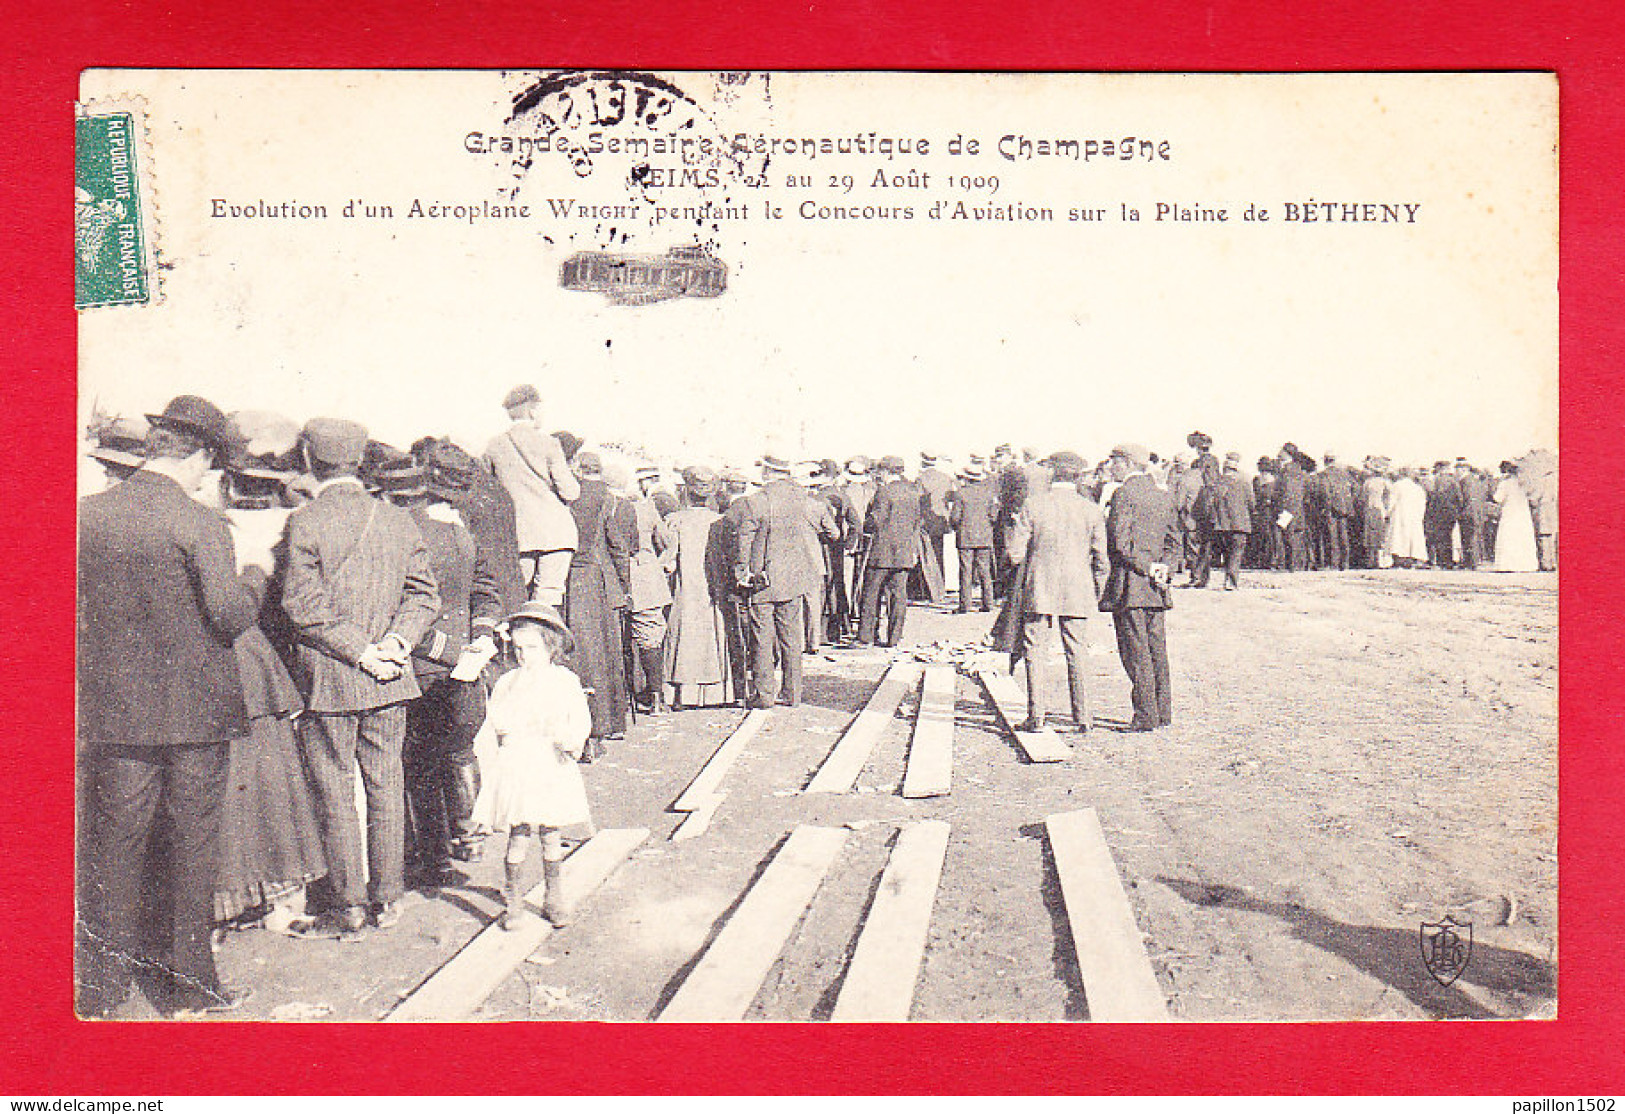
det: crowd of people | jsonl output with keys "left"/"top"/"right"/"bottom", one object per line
{"left": 74, "top": 386, "right": 1556, "bottom": 1018}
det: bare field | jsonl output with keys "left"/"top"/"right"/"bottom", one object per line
{"left": 189, "top": 568, "right": 1556, "bottom": 1023}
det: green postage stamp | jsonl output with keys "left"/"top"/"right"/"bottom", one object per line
{"left": 75, "top": 101, "right": 157, "bottom": 309}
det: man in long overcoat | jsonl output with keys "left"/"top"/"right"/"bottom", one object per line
{"left": 1099, "top": 444, "right": 1181, "bottom": 731}
{"left": 77, "top": 395, "right": 269, "bottom": 1016}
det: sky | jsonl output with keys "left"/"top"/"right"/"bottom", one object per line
{"left": 79, "top": 70, "right": 1558, "bottom": 473}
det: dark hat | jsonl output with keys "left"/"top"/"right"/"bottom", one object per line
{"left": 552, "top": 430, "right": 582, "bottom": 462}
{"left": 1324, "top": 452, "right": 1339, "bottom": 464}
{"left": 1186, "top": 431, "right": 1213, "bottom": 452}
{"left": 503, "top": 383, "right": 541, "bottom": 411}
{"left": 921, "top": 452, "right": 940, "bottom": 466}
{"left": 576, "top": 451, "right": 603, "bottom": 477}
{"left": 1281, "top": 442, "right": 1301, "bottom": 457}
{"left": 422, "top": 440, "right": 479, "bottom": 499}
{"left": 362, "top": 443, "right": 426, "bottom": 497}
{"left": 501, "top": 601, "right": 575, "bottom": 654}
{"left": 844, "top": 455, "right": 872, "bottom": 477}
{"left": 1110, "top": 443, "right": 1151, "bottom": 469}
{"left": 147, "top": 395, "right": 238, "bottom": 456}
{"left": 958, "top": 462, "right": 985, "bottom": 481}
{"left": 878, "top": 455, "right": 906, "bottom": 474}
{"left": 760, "top": 454, "right": 792, "bottom": 476}
{"left": 302, "top": 417, "right": 369, "bottom": 468}
{"left": 634, "top": 465, "right": 661, "bottom": 482}
{"left": 681, "top": 465, "right": 718, "bottom": 497}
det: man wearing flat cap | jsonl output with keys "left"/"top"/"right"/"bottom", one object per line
{"left": 484, "top": 385, "right": 581, "bottom": 607}
{"left": 281, "top": 417, "right": 441, "bottom": 935}
{"left": 1100, "top": 444, "right": 1180, "bottom": 731}
{"left": 77, "top": 395, "right": 270, "bottom": 1017}
{"left": 996, "top": 451, "right": 1109, "bottom": 733}
{"left": 857, "top": 455, "right": 926, "bottom": 647}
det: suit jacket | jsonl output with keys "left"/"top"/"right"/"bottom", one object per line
{"left": 1212, "top": 471, "right": 1255, "bottom": 533}
{"left": 483, "top": 421, "right": 581, "bottom": 553}
{"left": 843, "top": 480, "right": 876, "bottom": 552}
{"left": 628, "top": 496, "right": 675, "bottom": 611}
{"left": 1458, "top": 472, "right": 1490, "bottom": 524}
{"left": 1322, "top": 465, "right": 1358, "bottom": 516}
{"left": 949, "top": 478, "right": 999, "bottom": 549}
{"left": 281, "top": 479, "right": 441, "bottom": 713}
{"left": 78, "top": 470, "right": 268, "bottom": 746}
{"left": 919, "top": 467, "right": 955, "bottom": 536}
{"left": 865, "top": 479, "right": 926, "bottom": 569}
{"left": 1276, "top": 460, "right": 1307, "bottom": 521}
{"left": 737, "top": 478, "right": 831, "bottom": 603}
{"left": 1008, "top": 483, "right": 1109, "bottom": 616}
{"left": 408, "top": 503, "right": 502, "bottom": 678}
{"left": 1099, "top": 473, "right": 1179, "bottom": 613}
{"left": 451, "top": 471, "right": 526, "bottom": 616}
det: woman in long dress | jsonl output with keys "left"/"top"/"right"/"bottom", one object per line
{"left": 1384, "top": 468, "right": 1429, "bottom": 568}
{"left": 663, "top": 467, "right": 736, "bottom": 709}
{"left": 1492, "top": 461, "right": 1540, "bottom": 572}
{"left": 1358, "top": 460, "right": 1393, "bottom": 568}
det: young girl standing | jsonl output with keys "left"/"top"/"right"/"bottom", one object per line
{"left": 469, "top": 602, "right": 594, "bottom": 929}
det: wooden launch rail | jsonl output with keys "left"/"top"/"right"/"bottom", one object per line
{"left": 667, "top": 709, "right": 770, "bottom": 841}
{"left": 830, "top": 820, "right": 951, "bottom": 1021}
{"left": 1044, "top": 808, "right": 1168, "bottom": 1022}
{"left": 805, "top": 662, "right": 919, "bottom": 794}
{"left": 978, "top": 667, "right": 1073, "bottom": 763}
{"left": 658, "top": 825, "right": 849, "bottom": 1022}
{"left": 900, "top": 666, "right": 956, "bottom": 799}
{"left": 384, "top": 827, "right": 649, "bottom": 1022}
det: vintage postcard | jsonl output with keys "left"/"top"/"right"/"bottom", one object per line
{"left": 75, "top": 69, "right": 1556, "bottom": 1023}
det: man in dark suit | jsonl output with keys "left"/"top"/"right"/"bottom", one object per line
{"left": 1212, "top": 452, "right": 1255, "bottom": 590}
{"left": 1005, "top": 452, "right": 1109, "bottom": 732}
{"left": 1455, "top": 459, "right": 1490, "bottom": 569}
{"left": 1275, "top": 443, "right": 1310, "bottom": 571}
{"left": 370, "top": 450, "right": 503, "bottom": 884}
{"left": 77, "top": 395, "right": 268, "bottom": 1017}
{"left": 857, "top": 456, "right": 925, "bottom": 647}
{"left": 1423, "top": 461, "right": 1462, "bottom": 569}
{"left": 948, "top": 460, "right": 999, "bottom": 613}
{"left": 1320, "top": 452, "right": 1357, "bottom": 571}
{"left": 917, "top": 453, "right": 955, "bottom": 604}
{"left": 1099, "top": 443, "right": 1180, "bottom": 731}
{"left": 736, "top": 456, "right": 834, "bottom": 706}
{"left": 281, "top": 418, "right": 440, "bottom": 935}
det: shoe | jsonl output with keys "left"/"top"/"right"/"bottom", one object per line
{"left": 748, "top": 695, "right": 775, "bottom": 710}
{"left": 170, "top": 985, "right": 253, "bottom": 1019}
{"left": 1125, "top": 717, "right": 1156, "bottom": 733}
{"left": 449, "top": 836, "right": 486, "bottom": 863}
{"left": 1018, "top": 716, "right": 1046, "bottom": 733}
{"left": 777, "top": 696, "right": 800, "bottom": 708}
{"left": 542, "top": 859, "right": 573, "bottom": 927}
{"left": 372, "top": 901, "right": 402, "bottom": 930}
{"left": 501, "top": 860, "right": 533, "bottom": 931}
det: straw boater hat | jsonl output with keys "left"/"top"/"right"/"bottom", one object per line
{"left": 958, "top": 461, "right": 985, "bottom": 482}
{"left": 759, "top": 454, "right": 792, "bottom": 477}
{"left": 501, "top": 601, "right": 575, "bottom": 653}
{"left": 844, "top": 456, "right": 872, "bottom": 477}
{"left": 88, "top": 415, "right": 150, "bottom": 472}
{"left": 1110, "top": 443, "right": 1151, "bottom": 469}
{"left": 877, "top": 455, "right": 905, "bottom": 475}
{"left": 361, "top": 444, "right": 426, "bottom": 498}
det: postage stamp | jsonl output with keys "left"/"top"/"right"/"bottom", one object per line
{"left": 75, "top": 98, "right": 158, "bottom": 309}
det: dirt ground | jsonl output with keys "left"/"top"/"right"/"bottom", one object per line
{"left": 150, "top": 567, "right": 1555, "bottom": 1023}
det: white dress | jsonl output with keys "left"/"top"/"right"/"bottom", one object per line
{"left": 470, "top": 663, "right": 594, "bottom": 829}
{"left": 1492, "top": 477, "right": 1540, "bottom": 572}
{"left": 1384, "top": 477, "right": 1429, "bottom": 563}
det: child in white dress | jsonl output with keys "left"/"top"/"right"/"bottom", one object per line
{"left": 469, "top": 602, "right": 593, "bottom": 930}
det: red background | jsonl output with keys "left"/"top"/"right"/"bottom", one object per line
{"left": 4, "top": 0, "right": 1622, "bottom": 1094}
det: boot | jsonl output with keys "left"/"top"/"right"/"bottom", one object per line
{"left": 641, "top": 646, "right": 669, "bottom": 714}
{"left": 542, "top": 858, "right": 572, "bottom": 927}
{"left": 500, "top": 859, "right": 531, "bottom": 931}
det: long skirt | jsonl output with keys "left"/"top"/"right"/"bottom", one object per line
{"left": 563, "top": 565, "right": 630, "bottom": 738}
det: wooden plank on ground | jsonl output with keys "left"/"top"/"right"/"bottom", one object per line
{"left": 978, "top": 667, "right": 1073, "bottom": 763}
{"left": 385, "top": 827, "right": 648, "bottom": 1022}
{"left": 658, "top": 825, "right": 849, "bottom": 1022}
{"left": 830, "top": 820, "right": 951, "bottom": 1021}
{"left": 805, "top": 662, "right": 919, "bottom": 794}
{"left": 901, "top": 667, "right": 956, "bottom": 799}
{"left": 1044, "top": 808, "right": 1168, "bottom": 1022}
{"left": 670, "top": 793, "right": 726, "bottom": 842}
{"left": 671, "top": 710, "right": 769, "bottom": 812}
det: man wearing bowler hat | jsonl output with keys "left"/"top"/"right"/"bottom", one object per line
{"left": 484, "top": 384, "right": 581, "bottom": 606}
{"left": 281, "top": 417, "right": 440, "bottom": 935}
{"left": 77, "top": 394, "right": 269, "bottom": 1016}
{"left": 1099, "top": 443, "right": 1180, "bottom": 731}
